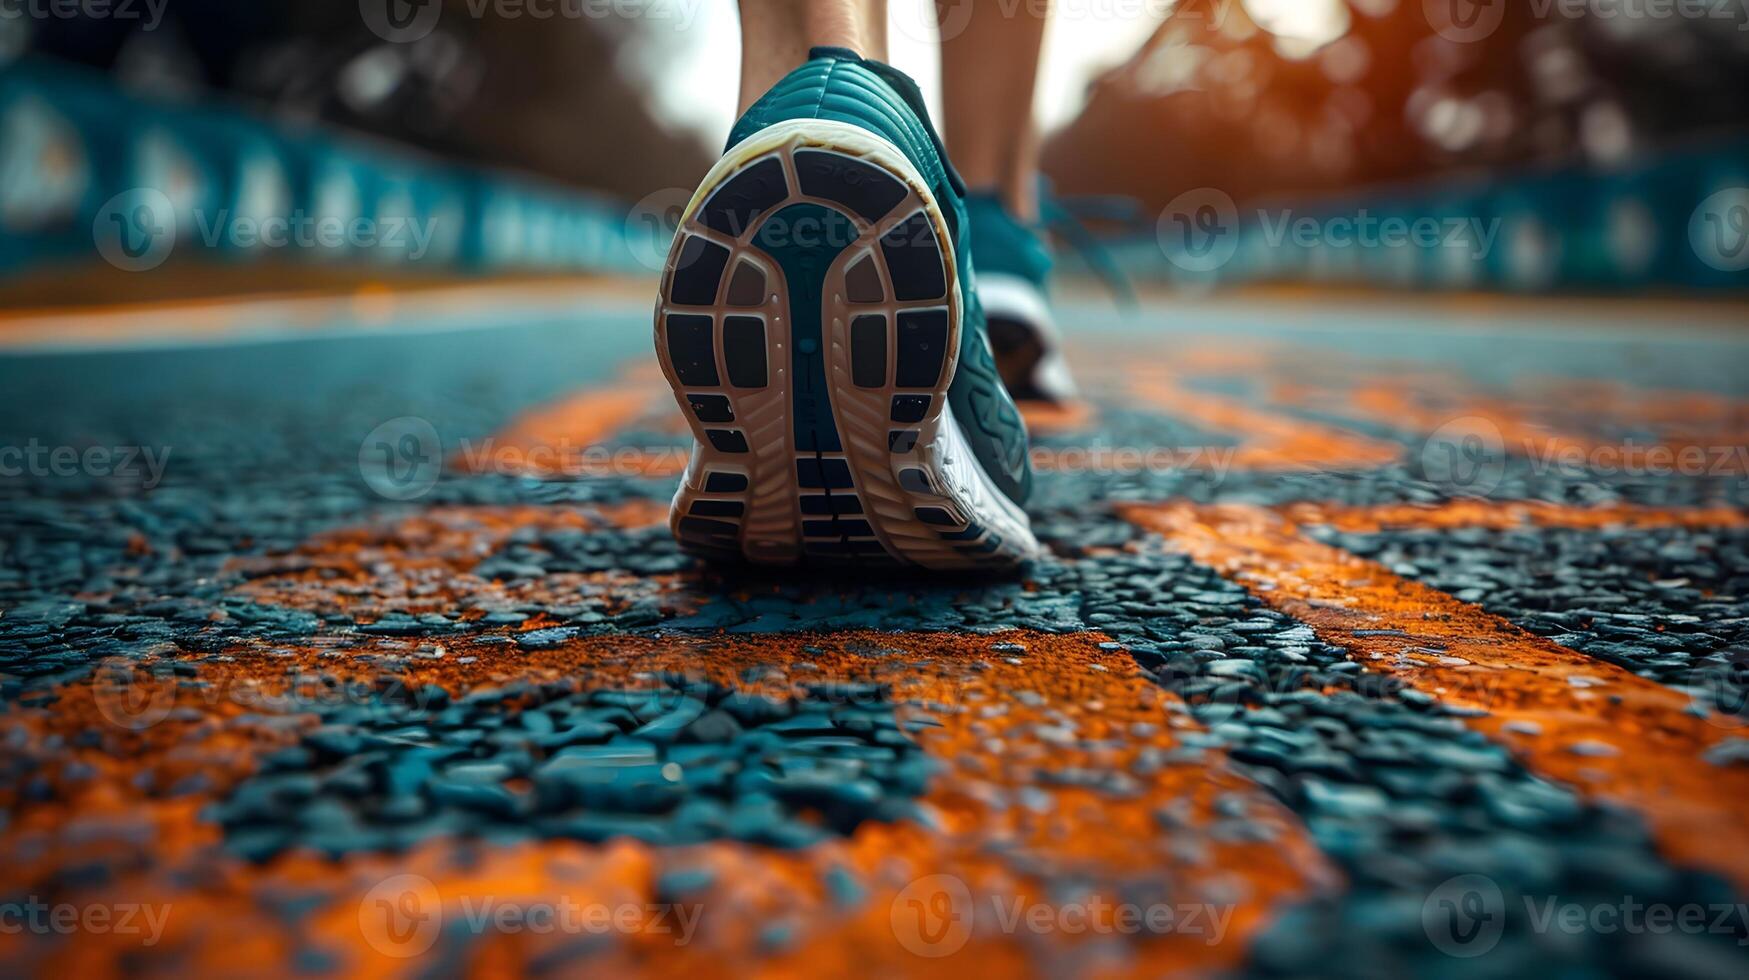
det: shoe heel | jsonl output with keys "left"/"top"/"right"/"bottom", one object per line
{"left": 657, "top": 119, "right": 1037, "bottom": 569}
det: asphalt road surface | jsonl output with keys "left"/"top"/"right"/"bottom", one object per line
{"left": 2, "top": 288, "right": 1747, "bottom": 978}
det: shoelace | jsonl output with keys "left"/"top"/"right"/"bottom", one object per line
{"left": 831, "top": 50, "right": 1142, "bottom": 310}
{"left": 1038, "top": 183, "right": 1142, "bottom": 309}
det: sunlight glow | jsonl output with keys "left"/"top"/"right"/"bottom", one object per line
{"left": 631, "top": 0, "right": 1167, "bottom": 148}
{"left": 1241, "top": 0, "right": 1352, "bottom": 47}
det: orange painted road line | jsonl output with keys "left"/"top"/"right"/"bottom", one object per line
{"left": 1275, "top": 499, "right": 1749, "bottom": 533}
{"left": 465, "top": 379, "right": 1106, "bottom": 481}
{"left": 230, "top": 503, "right": 681, "bottom": 622}
{"left": 1, "top": 630, "right": 1336, "bottom": 978}
{"left": 1018, "top": 399, "right": 1098, "bottom": 436}
{"left": 1086, "top": 337, "right": 1749, "bottom": 478}
{"left": 0, "top": 277, "right": 651, "bottom": 350}
{"left": 1122, "top": 501, "right": 1749, "bottom": 894}
{"left": 1129, "top": 376, "right": 1402, "bottom": 471}
{"left": 451, "top": 381, "right": 686, "bottom": 479}
{"left": 1537, "top": 378, "right": 1749, "bottom": 434}
{"left": 1108, "top": 286, "right": 1749, "bottom": 332}
{"left": 1350, "top": 383, "right": 1602, "bottom": 461}
{"left": 1348, "top": 380, "right": 1749, "bottom": 475}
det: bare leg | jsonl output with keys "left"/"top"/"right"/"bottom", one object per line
{"left": 737, "top": 0, "right": 889, "bottom": 116}
{"left": 938, "top": 0, "right": 1048, "bottom": 220}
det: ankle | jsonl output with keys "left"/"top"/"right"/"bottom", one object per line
{"left": 1003, "top": 181, "right": 1039, "bottom": 224}
{"left": 801, "top": 3, "right": 884, "bottom": 62}
{"left": 966, "top": 182, "right": 1039, "bottom": 225}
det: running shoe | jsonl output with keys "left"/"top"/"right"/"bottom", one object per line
{"left": 653, "top": 46, "right": 1038, "bottom": 570}
{"left": 966, "top": 191, "right": 1079, "bottom": 403}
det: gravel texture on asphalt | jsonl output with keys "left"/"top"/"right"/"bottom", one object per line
{"left": 2, "top": 312, "right": 1747, "bottom": 977}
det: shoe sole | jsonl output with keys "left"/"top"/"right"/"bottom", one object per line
{"left": 654, "top": 119, "right": 1039, "bottom": 570}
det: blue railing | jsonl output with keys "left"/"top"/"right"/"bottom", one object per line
{"left": 4, "top": 54, "right": 1745, "bottom": 294}
{"left": 1128, "top": 135, "right": 1749, "bottom": 293}
{"left": 0, "top": 55, "right": 649, "bottom": 279}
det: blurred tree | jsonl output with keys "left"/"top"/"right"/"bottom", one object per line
{"left": 1045, "top": 0, "right": 1749, "bottom": 209}
{"left": 25, "top": 0, "right": 711, "bottom": 201}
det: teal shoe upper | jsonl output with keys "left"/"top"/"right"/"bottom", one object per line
{"left": 726, "top": 47, "right": 1033, "bottom": 507}
{"left": 964, "top": 192, "right": 1054, "bottom": 293}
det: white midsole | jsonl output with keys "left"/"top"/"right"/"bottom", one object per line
{"left": 978, "top": 273, "right": 1055, "bottom": 332}
{"left": 977, "top": 271, "right": 1078, "bottom": 402}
